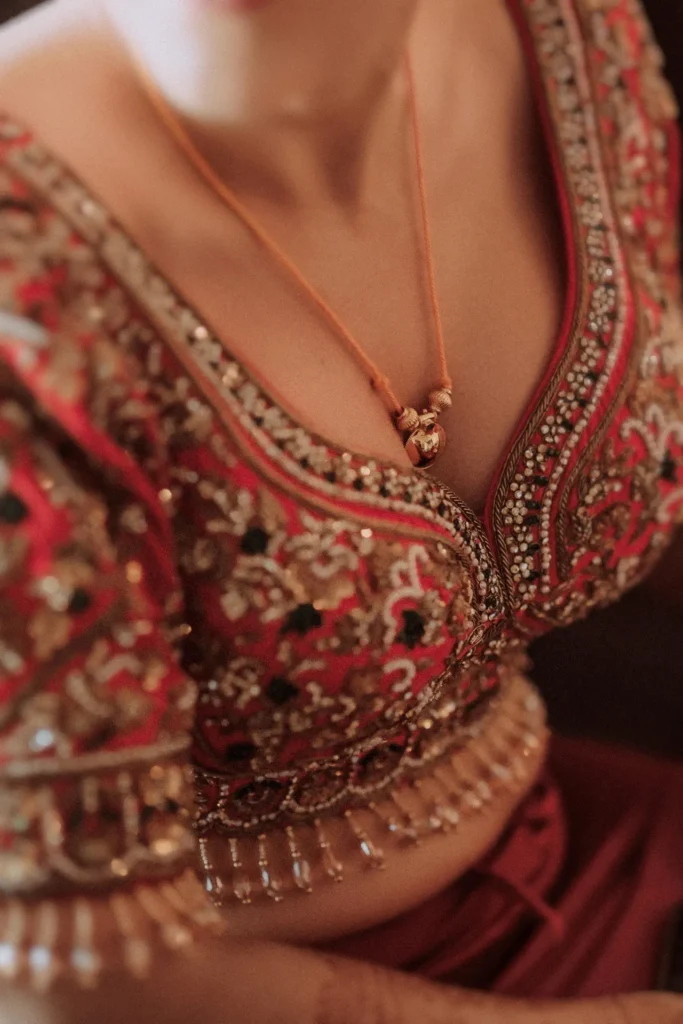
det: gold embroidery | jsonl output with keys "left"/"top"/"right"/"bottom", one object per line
{"left": 197, "top": 670, "right": 547, "bottom": 904}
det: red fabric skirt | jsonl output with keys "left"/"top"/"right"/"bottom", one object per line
{"left": 321, "top": 736, "right": 683, "bottom": 996}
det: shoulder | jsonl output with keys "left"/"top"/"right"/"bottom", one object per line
{"left": 0, "top": 0, "right": 93, "bottom": 78}
{"left": 0, "top": 9, "right": 191, "bottom": 498}
{"left": 0, "top": 0, "right": 110, "bottom": 163}
{"left": 0, "top": 127, "right": 169, "bottom": 502}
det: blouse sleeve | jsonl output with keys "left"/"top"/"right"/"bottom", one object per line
{"left": 0, "top": 308, "right": 220, "bottom": 990}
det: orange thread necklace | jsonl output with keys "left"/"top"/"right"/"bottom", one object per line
{"left": 137, "top": 59, "right": 453, "bottom": 468}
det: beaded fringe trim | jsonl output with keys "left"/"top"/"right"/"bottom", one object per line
{"left": 199, "top": 677, "right": 548, "bottom": 905}
{"left": 0, "top": 868, "right": 223, "bottom": 991}
{"left": 0, "top": 755, "right": 196, "bottom": 895}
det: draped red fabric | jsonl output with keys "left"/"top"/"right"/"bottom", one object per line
{"left": 324, "top": 736, "right": 683, "bottom": 996}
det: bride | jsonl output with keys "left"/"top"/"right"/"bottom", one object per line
{"left": 0, "top": 0, "right": 681, "bottom": 1019}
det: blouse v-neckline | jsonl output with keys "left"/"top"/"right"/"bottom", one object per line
{"left": 0, "top": 0, "right": 631, "bottom": 609}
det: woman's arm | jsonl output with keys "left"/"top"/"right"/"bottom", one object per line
{"left": 0, "top": 323, "right": 224, "bottom": 990}
{"left": 1, "top": 933, "right": 681, "bottom": 1024}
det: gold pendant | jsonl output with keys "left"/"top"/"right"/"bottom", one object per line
{"left": 404, "top": 412, "right": 447, "bottom": 468}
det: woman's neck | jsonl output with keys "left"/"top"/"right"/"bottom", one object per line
{"left": 96, "top": 0, "right": 445, "bottom": 209}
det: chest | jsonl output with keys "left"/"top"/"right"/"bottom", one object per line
{"left": 2, "top": 0, "right": 681, "bottom": 621}
{"left": 146, "top": 102, "right": 565, "bottom": 514}
{"left": 106, "top": 0, "right": 683, "bottom": 633}
{"left": 21, "top": 0, "right": 563, "bottom": 513}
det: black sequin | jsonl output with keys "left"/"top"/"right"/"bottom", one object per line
{"left": 240, "top": 526, "right": 270, "bottom": 555}
{"left": 282, "top": 602, "right": 323, "bottom": 635}
{"left": 266, "top": 677, "right": 299, "bottom": 705}
{"left": 397, "top": 609, "right": 426, "bottom": 649}
{"left": 225, "top": 742, "right": 257, "bottom": 764}
{"left": 67, "top": 588, "right": 92, "bottom": 615}
{"left": 660, "top": 454, "right": 678, "bottom": 483}
{"left": 0, "top": 491, "right": 28, "bottom": 525}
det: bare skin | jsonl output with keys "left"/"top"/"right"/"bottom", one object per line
{"left": 0, "top": 0, "right": 679, "bottom": 1020}
{"left": 0, "top": 937, "right": 682, "bottom": 1024}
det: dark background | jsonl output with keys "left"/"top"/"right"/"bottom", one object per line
{"left": 0, "top": 0, "right": 681, "bottom": 755}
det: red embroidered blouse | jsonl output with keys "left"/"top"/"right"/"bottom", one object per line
{"left": 0, "top": 0, "right": 680, "bottom": 986}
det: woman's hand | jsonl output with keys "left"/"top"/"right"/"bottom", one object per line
{"left": 460, "top": 993, "right": 683, "bottom": 1024}
{"left": 583, "top": 994, "right": 683, "bottom": 1024}
{"left": 0, "top": 937, "right": 682, "bottom": 1024}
